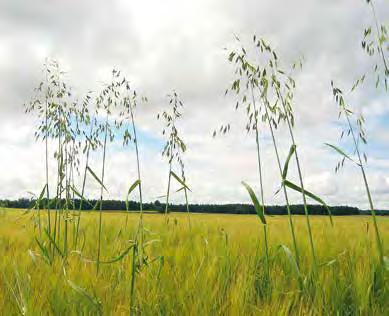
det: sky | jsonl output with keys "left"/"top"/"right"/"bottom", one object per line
{"left": 0, "top": 0, "right": 388, "bottom": 209}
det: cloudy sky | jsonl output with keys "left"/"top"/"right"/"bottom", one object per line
{"left": 0, "top": 0, "right": 388, "bottom": 209}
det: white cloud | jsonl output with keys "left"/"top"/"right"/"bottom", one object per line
{"left": 0, "top": 0, "right": 388, "bottom": 209}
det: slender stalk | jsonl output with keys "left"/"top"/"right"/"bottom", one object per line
{"left": 164, "top": 161, "right": 172, "bottom": 220}
{"left": 180, "top": 159, "right": 191, "bottom": 229}
{"left": 127, "top": 106, "right": 144, "bottom": 315}
{"left": 278, "top": 91, "right": 317, "bottom": 268}
{"left": 345, "top": 114, "right": 384, "bottom": 264}
{"left": 36, "top": 199, "right": 42, "bottom": 234}
{"left": 97, "top": 114, "right": 109, "bottom": 274}
{"left": 64, "top": 145, "right": 69, "bottom": 256}
{"left": 57, "top": 111, "right": 64, "bottom": 253}
{"left": 74, "top": 123, "right": 94, "bottom": 248}
{"left": 130, "top": 108, "right": 144, "bottom": 231}
{"left": 44, "top": 73, "right": 51, "bottom": 236}
{"left": 184, "top": 186, "right": 191, "bottom": 231}
{"left": 70, "top": 142, "right": 76, "bottom": 246}
{"left": 119, "top": 88, "right": 145, "bottom": 315}
{"left": 263, "top": 224, "right": 270, "bottom": 284}
{"left": 130, "top": 244, "right": 138, "bottom": 316}
{"left": 53, "top": 104, "right": 63, "bottom": 257}
{"left": 250, "top": 85, "right": 270, "bottom": 285}
{"left": 261, "top": 96, "right": 301, "bottom": 268}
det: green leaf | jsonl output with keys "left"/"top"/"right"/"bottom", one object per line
{"left": 99, "top": 244, "right": 135, "bottom": 264}
{"left": 127, "top": 179, "right": 141, "bottom": 196}
{"left": 283, "top": 180, "right": 333, "bottom": 226}
{"left": 176, "top": 186, "right": 186, "bottom": 193}
{"left": 86, "top": 166, "right": 108, "bottom": 192}
{"left": 125, "top": 179, "right": 141, "bottom": 211}
{"left": 282, "top": 144, "right": 296, "bottom": 179}
{"left": 325, "top": 143, "right": 357, "bottom": 165}
{"left": 35, "top": 238, "right": 52, "bottom": 265}
{"left": 38, "top": 184, "right": 48, "bottom": 203}
{"left": 44, "top": 228, "right": 64, "bottom": 258}
{"left": 241, "top": 181, "right": 266, "bottom": 224}
{"left": 28, "top": 184, "right": 48, "bottom": 212}
{"left": 170, "top": 171, "right": 191, "bottom": 192}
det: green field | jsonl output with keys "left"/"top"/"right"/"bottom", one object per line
{"left": 0, "top": 209, "right": 387, "bottom": 315}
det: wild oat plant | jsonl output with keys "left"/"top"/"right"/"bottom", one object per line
{"left": 158, "top": 91, "right": 192, "bottom": 227}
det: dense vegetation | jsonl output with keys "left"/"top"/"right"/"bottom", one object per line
{"left": 0, "top": 210, "right": 388, "bottom": 315}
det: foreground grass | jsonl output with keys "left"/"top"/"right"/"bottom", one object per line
{"left": 0, "top": 209, "right": 388, "bottom": 315}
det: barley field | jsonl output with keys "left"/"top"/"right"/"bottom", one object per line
{"left": 0, "top": 209, "right": 387, "bottom": 315}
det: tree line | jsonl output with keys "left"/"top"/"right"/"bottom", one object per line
{"left": 1, "top": 198, "right": 388, "bottom": 216}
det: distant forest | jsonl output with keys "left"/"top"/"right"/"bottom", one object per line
{"left": 0, "top": 198, "right": 388, "bottom": 216}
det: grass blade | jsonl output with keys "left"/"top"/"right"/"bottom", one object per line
{"left": 170, "top": 171, "right": 191, "bottom": 191}
{"left": 86, "top": 166, "right": 108, "bottom": 192}
{"left": 125, "top": 179, "right": 141, "bottom": 211}
{"left": 99, "top": 244, "right": 135, "bottom": 264}
{"left": 325, "top": 143, "right": 357, "bottom": 165}
{"left": 283, "top": 180, "right": 333, "bottom": 225}
{"left": 127, "top": 179, "right": 141, "bottom": 196}
{"left": 35, "top": 238, "right": 52, "bottom": 265}
{"left": 241, "top": 181, "right": 266, "bottom": 224}
{"left": 44, "top": 228, "right": 64, "bottom": 258}
{"left": 282, "top": 144, "right": 296, "bottom": 179}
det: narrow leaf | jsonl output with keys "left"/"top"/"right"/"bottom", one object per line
{"left": 282, "top": 144, "right": 296, "bottom": 179}
{"left": 241, "top": 181, "right": 266, "bottom": 224}
{"left": 283, "top": 180, "right": 333, "bottom": 225}
{"left": 170, "top": 171, "right": 191, "bottom": 191}
{"left": 35, "top": 238, "right": 52, "bottom": 265}
{"left": 325, "top": 143, "right": 357, "bottom": 165}
{"left": 99, "top": 244, "right": 135, "bottom": 264}
{"left": 44, "top": 228, "right": 64, "bottom": 257}
{"left": 125, "top": 179, "right": 141, "bottom": 211}
{"left": 127, "top": 179, "right": 141, "bottom": 197}
{"left": 176, "top": 186, "right": 186, "bottom": 193}
{"left": 86, "top": 166, "right": 108, "bottom": 192}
